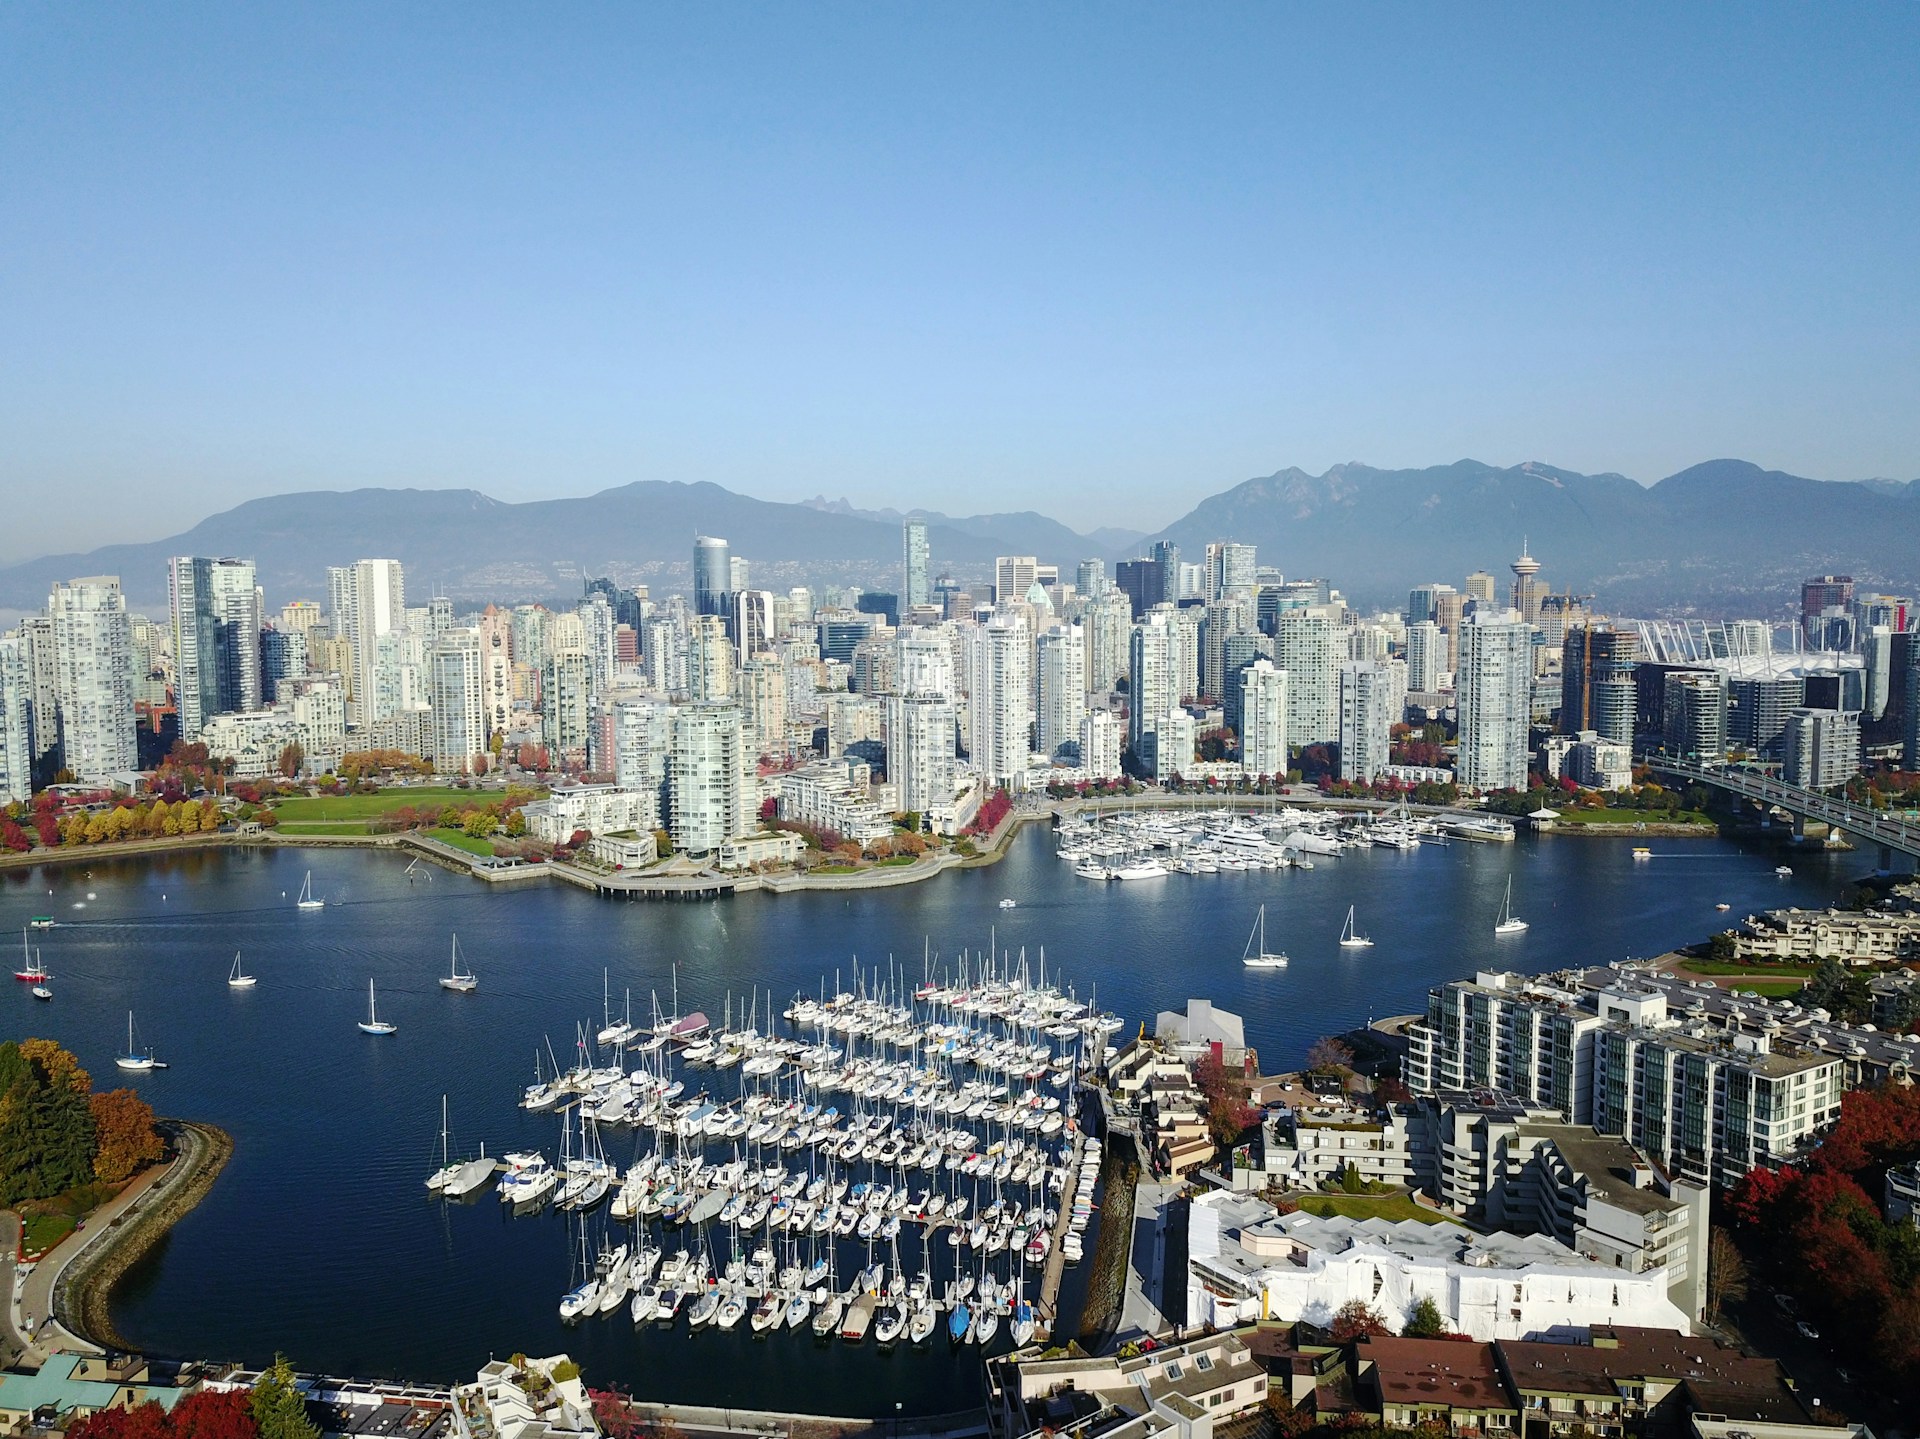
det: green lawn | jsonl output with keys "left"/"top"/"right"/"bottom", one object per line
{"left": 1295, "top": 1193, "right": 1460, "bottom": 1225}
{"left": 428, "top": 828, "right": 497, "bottom": 856}
{"left": 276, "top": 791, "right": 510, "bottom": 826}
{"left": 1679, "top": 960, "right": 1818, "bottom": 976}
{"left": 22, "top": 1212, "right": 75, "bottom": 1253}
{"left": 878, "top": 854, "right": 919, "bottom": 867}
{"left": 1736, "top": 980, "right": 1808, "bottom": 997}
{"left": 1557, "top": 808, "right": 1714, "bottom": 826}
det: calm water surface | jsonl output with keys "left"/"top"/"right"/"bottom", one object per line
{"left": 0, "top": 822, "right": 1850, "bottom": 1410}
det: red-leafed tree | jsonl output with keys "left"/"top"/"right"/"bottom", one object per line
{"left": 1329, "top": 1299, "right": 1392, "bottom": 1342}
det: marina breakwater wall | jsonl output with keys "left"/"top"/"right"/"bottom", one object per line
{"left": 55, "top": 1120, "right": 233, "bottom": 1352}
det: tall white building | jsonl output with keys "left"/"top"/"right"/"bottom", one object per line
{"left": 965, "top": 612, "right": 1033, "bottom": 784}
{"left": 1274, "top": 614, "right": 1337, "bottom": 745}
{"left": 0, "top": 634, "right": 31, "bottom": 804}
{"left": 1338, "top": 661, "right": 1395, "bottom": 783}
{"left": 1079, "top": 709, "right": 1122, "bottom": 780}
{"left": 1406, "top": 621, "right": 1447, "bottom": 693}
{"left": 886, "top": 693, "right": 956, "bottom": 816}
{"left": 1456, "top": 608, "right": 1533, "bottom": 791}
{"left": 669, "top": 703, "right": 745, "bottom": 855}
{"left": 477, "top": 605, "right": 513, "bottom": 741}
{"left": 327, "top": 559, "right": 405, "bottom": 725}
{"left": 1238, "top": 660, "right": 1289, "bottom": 779}
{"left": 168, "top": 556, "right": 262, "bottom": 739}
{"left": 1201, "top": 599, "right": 1251, "bottom": 702}
{"left": 903, "top": 519, "right": 930, "bottom": 609}
{"left": 48, "top": 576, "right": 138, "bottom": 781}
{"left": 1151, "top": 708, "right": 1195, "bottom": 780}
{"left": 429, "top": 629, "right": 486, "bottom": 774}
{"left": 1128, "top": 610, "right": 1177, "bottom": 754}
{"left": 1036, "top": 624, "right": 1086, "bottom": 761}
{"left": 732, "top": 590, "right": 776, "bottom": 658}
{"left": 1782, "top": 708, "right": 1861, "bottom": 790}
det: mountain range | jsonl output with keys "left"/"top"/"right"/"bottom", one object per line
{"left": 2, "top": 460, "right": 1915, "bottom": 617}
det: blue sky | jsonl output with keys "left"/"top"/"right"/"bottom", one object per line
{"left": 3, "top": 3, "right": 1916, "bottom": 560}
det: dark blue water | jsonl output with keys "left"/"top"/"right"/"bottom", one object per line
{"left": 0, "top": 822, "right": 1851, "bottom": 1410}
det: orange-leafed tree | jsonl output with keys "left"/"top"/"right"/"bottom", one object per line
{"left": 90, "top": 1087, "right": 164, "bottom": 1182}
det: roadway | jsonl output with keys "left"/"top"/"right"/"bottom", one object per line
{"left": 1645, "top": 756, "right": 1920, "bottom": 866}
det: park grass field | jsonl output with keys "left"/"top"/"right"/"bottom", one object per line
{"left": 271, "top": 786, "right": 526, "bottom": 835}
{"left": 1556, "top": 807, "right": 1715, "bottom": 827}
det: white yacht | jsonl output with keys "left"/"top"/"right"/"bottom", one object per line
{"left": 1241, "top": 905, "right": 1288, "bottom": 969}
{"left": 227, "top": 951, "right": 256, "bottom": 988}
{"left": 359, "top": 978, "right": 397, "bottom": 1035}
{"left": 1494, "top": 877, "right": 1529, "bottom": 935}
{"left": 295, "top": 871, "right": 324, "bottom": 911}
{"left": 1338, "top": 905, "right": 1374, "bottom": 949}
{"left": 439, "top": 933, "right": 477, "bottom": 992}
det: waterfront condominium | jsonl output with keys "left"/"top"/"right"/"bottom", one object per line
{"left": 1238, "top": 659, "right": 1288, "bottom": 779}
{"left": 965, "top": 611, "right": 1033, "bottom": 784}
{"left": 0, "top": 634, "right": 31, "bottom": 804}
{"left": 1337, "top": 660, "right": 1395, "bottom": 783}
{"left": 1078, "top": 708, "right": 1122, "bottom": 780}
{"left": 1455, "top": 607, "right": 1532, "bottom": 791}
{"left": 885, "top": 691, "right": 956, "bottom": 816}
{"left": 168, "top": 555, "right": 263, "bottom": 740}
{"left": 1036, "top": 623, "right": 1086, "bottom": 762}
{"left": 668, "top": 702, "right": 745, "bottom": 855}
{"left": 48, "top": 576, "right": 139, "bottom": 781}
{"left": 902, "top": 519, "right": 930, "bottom": 609}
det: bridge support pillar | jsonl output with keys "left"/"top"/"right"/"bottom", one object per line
{"left": 1792, "top": 813, "right": 1806, "bottom": 841}
{"left": 1880, "top": 845, "right": 1895, "bottom": 874}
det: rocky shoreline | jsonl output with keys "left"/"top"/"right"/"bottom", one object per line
{"left": 54, "top": 1120, "right": 233, "bottom": 1352}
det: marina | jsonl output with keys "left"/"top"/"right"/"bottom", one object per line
{"left": 0, "top": 822, "right": 1850, "bottom": 1412}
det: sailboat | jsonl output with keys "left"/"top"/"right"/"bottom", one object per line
{"left": 116, "top": 1012, "right": 165, "bottom": 1071}
{"left": 296, "top": 871, "right": 324, "bottom": 911}
{"left": 16, "top": 929, "right": 50, "bottom": 982}
{"left": 227, "top": 951, "right": 256, "bottom": 988}
{"left": 426, "top": 1096, "right": 496, "bottom": 1197}
{"left": 1337, "top": 905, "right": 1374, "bottom": 950}
{"left": 359, "top": 978, "right": 397, "bottom": 1035}
{"left": 1494, "top": 877, "right": 1529, "bottom": 935}
{"left": 438, "top": 933, "right": 477, "bottom": 993}
{"left": 1241, "top": 904, "right": 1288, "bottom": 969}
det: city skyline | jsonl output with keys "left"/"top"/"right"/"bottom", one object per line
{"left": 5, "top": 6, "right": 1917, "bottom": 558}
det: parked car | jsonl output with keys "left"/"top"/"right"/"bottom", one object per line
{"left": 1796, "top": 1320, "right": 1820, "bottom": 1341}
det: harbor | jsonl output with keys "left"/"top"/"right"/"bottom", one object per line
{"left": 464, "top": 949, "right": 1119, "bottom": 1354}
{"left": 0, "top": 824, "right": 1848, "bottom": 1411}
{"left": 1054, "top": 802, "right": 1515, "bottom": 879}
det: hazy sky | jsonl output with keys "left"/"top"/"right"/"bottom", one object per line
{"left": 3, "top": 4, "right": 1916, "bottom": 562}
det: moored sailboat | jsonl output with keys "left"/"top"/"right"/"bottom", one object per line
{"left": 1241, "top": 905, "right": 1288, "bottom": 969}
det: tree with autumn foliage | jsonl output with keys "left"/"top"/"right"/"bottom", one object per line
{"left": 91, "top": 1087, "right": 164, "bottom": 1182}
{"left": 69, "top": 1390, "right": 258, "bottom": 1439}
{"left": 1329, "top": 1298, "right": 1393, "bottom": 1342}
{"left": 1192, "top": 1050, "right": 1261, "bottom": 1150}
{"left": 1726, "top": 1081, "right": 1920, "bottom": 1395}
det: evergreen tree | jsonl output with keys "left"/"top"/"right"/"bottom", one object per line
{"left": 251, "top": 1355, "right": 320, "bottom": 1439}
